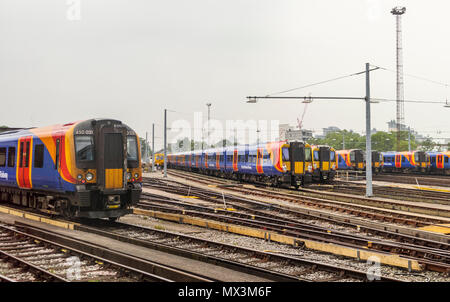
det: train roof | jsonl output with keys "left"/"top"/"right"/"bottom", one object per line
{"left": 169, "top": 141, "right": 291, "bottom": 156}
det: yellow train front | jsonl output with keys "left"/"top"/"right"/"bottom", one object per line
{"left": 308, "top": 145, "right": 336, "bottom": 182}
{"left": 153, "top": 153, "right": 165, "bottom": 169}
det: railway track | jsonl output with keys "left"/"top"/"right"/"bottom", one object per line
{"left": 77, "top": 219, "right": 404, "bottom": 282}
{"left": 0, "top": 222, "right": 210, "bottom": 282}
{"left": 373, "top": 173, "right": 450, "bottom": 188}
{"left": 316, "top": 182, "right": 450, "bottom": 206}
{"left": 156, "top": 171, "right": 450, "bottom": 227}
{"left": 139, "top": 182, "right": 450, "bottom": 273}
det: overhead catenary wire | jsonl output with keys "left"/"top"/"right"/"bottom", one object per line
{"left": 265, "top": 68, "right": 379, "bottom": 97}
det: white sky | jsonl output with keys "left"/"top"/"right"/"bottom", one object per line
{"left": 1, "top": 0, "right": 449, "bottom": 149}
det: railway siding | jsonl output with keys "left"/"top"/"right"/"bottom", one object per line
{"left": 133, "top": 208, "right": 423, "bottom": 271}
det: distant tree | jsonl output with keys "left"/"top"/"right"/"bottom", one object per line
{"left": 139, "top": 138, "right": 151, "bottom": 160}
{"left": 418, "top": 137, "right": 435, "bottom": 152}
{"left": 309, "top": 130, "right": 420, "bottom": 152}
{"left": 308, "top": 130, "right": 364, "bottom": 150}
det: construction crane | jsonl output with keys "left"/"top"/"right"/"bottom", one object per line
{"left": 296, "top": 95, "right": 312, "bottom": 142}
{"left": 297, "top": 102, "right": 309, "bottom": 130}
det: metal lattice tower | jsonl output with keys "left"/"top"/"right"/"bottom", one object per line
{"left": 391, "top": 6, "right": 406, "bottom": 151}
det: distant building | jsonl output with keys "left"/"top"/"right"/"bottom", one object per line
{"left": 322, "top": 126, "right": 341, "bottom": 136}
{"left": 387, "top": 120, "right": 407, "bottom": 132}
{"left": 279, "top": 123, "right": 313, "bottom": 142}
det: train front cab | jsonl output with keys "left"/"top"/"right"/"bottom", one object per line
{"left": 72, "top": 119, "right": 142, "bottom": 219}
{"left": 414, "top": 151, "right": 429, "bottom": 173}
{"left": 351, "top": 149, "right": 365, "bottom": 171}
{"left": 287, "top": 142, "right": 311, "bottom": 188}
{"left": 311, "top": 145, "right": 335, "bottom": 182}
{"left": 371, "top": 151, "right": 383, "bottom": 174}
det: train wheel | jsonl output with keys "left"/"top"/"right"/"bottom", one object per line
{"left": 109, "top": 217, "right": 118, "bottom": 222}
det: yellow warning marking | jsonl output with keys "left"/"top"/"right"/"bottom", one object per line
{"left": 417, "top": 224, "right": 450, "bottom": 235}
{"left": 132, "top": 208, "right": 423, "bottom": 271}
{"left": 412, "top": 186, "right": 450, "bottom": 193}
{"left": 181, "top": 196, "right": 199, "bottom": 199}
{"left": 208, "top": 185, "right": 217, "bottom": 188}
{"left": 214, "top": 208, "right": 236, "bottom": 212}
{"left": 0, "top": 205, "right": 77, "bottom": 230}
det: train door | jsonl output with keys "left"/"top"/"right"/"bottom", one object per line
{"left": 17, "top": 136, "right": 33, "bottom": 189}
{"left": 319, "top": 147, "right": 330, "bottom": 172}
{"left": 97, "top": 126, "right": 126, "bottom": 190}
{"left": 256, "top": 148, "right": 263, "bottom": 173}
{"left": 216, "top": 153, "right": 220, "bottom": 170}
{"left": 290, "top": 142, "right": 304, "bottom": 175}
{"left": 437, "top": 154, "right": 444, "bottom": 169}
{"left": 395, "top": 154, "right": 402, "bottom": 168}
{"left": 233, "top": 149, "right": 238, "bottom": 171}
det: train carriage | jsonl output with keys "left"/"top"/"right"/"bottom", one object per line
{"left": 169, "top": 140, "right": 315, "bottom": 188}
{"left": 381, "top": 151, "right": 429, "bottom": 173}
{"left": 0, "top": 119, "right": 142, "bottom": 219}
{"left": 428, "top": 151, "right": 450, "bottom": 175}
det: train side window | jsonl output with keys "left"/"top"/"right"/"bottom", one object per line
{"left": 7, "top": 147, "right": 15, "bottom": 167}
{"left": 402, "top": 157, "right": 405, "bottom": 162}
{"left": 245, "top": 154, "right": 249, "bottom": 162}
{"left": 19, "top": 142, "right": 24, "bottom": 167}
{"left": 0, "top": 148, "right": 6, "bottom": 167}
{"left": 34, "top": 144, "right": 44, "bottom": 168}
{"left": 445, "top": 157, "right": 449, "bottom": 163}
{"left": 24, "top": 142, "right": 30, "bottom": 168}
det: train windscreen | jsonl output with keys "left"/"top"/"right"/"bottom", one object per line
{"left": 75, "top": 135, "right": 95, "bottom": 161}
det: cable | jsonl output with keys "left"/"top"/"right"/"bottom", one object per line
{"left": 265, "top": 69, "right": 376, "bottom": 97}
{"left": 371, "top": 97, "right": 447, "bottom": 105}
{"left": 371, "top": 64, "right": 449, "bottom": 88}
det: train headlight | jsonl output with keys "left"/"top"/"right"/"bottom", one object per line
{"left": 313, "top": 163, "right": 317, "bottom": 169}
{"left": 77, "top": 174, "right": 83, "bottom": 180}
{"left": 134, "top": 173, "right": 139, "bottom": 178}
{"left": 127, "top": 172, "right": 132, "bottom": 180}
{"left": 86, "top": 173, "right": 94, "bottom": 181}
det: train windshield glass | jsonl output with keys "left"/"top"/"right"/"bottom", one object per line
{"left": 282, "top": 147, "right": 289, "bottom": 161}
{"left": 304, "top": 148, "right": 311, "bottom": 161}
{"left": 75, "top": 135, "right": 95, "bottom": 161}
{"left": 330, "top": 151, "right": 335, "bottom": 161}
{"left": 127, "top": 136, "right": 138, "bottom": 161}
{"left": 313, "top": 151, "right": 319, "bottom": 161}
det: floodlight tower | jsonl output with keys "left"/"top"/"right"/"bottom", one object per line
{"left": 391, "top": 6, "right": 406, "bottom": 151}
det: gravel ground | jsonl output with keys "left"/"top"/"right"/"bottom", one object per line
{"left": 120, "top": 213, "right": 450, "bottom": 282}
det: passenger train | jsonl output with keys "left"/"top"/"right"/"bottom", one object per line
{"left": 0, "top": 119, "right": 142, "bottom": 220}
{"left": 167, "top": 141, "right": 337, "bottom": 188}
